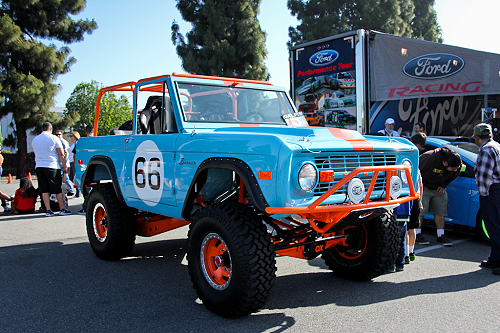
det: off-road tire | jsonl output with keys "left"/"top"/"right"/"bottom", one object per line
{"left": 322, "top": 212, "right": 398, "bottom": 280}
{"left": 187, "top": 201, "right": 276, "bottom": 317}
{"left": 86, "top": 183, "right": 137, "bottom": 260}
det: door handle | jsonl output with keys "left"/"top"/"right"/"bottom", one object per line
{"left": 125, "top": 137, "right": 135, "bottom": 143}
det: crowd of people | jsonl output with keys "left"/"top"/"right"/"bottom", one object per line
{"left": 380, "top": 119, "right": 500, "bottom": 276}
{"left": 0, "top": 122, "right": 90, "bottom": 216}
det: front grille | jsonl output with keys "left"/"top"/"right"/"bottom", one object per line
{"left": 313, "top": 153, "right": 397, "bottom": 197}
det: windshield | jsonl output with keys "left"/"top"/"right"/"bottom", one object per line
{"left": 178, "top": 83, "right": 297, "bottom": 124}
{"left": 447, "top": 142, "right": 478, "bottom": 164}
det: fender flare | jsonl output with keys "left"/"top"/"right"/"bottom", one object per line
{"left": 81, "top": 155, "right": 126, "bottom": 204}
{"left": 182, "top": 157, "right": 269, "bottom": 220}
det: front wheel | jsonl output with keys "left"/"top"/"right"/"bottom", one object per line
{"left": 322, "top": 213, "right": 398, "bottom": 280}
{"left": 187, "top": 201, "right": 276, "bottom": 317}
{"left": 86, "top": 183, "right": 137, "bottom": 260}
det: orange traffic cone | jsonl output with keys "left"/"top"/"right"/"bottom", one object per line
{"left": 8, "top": 174, "right": 12, "bottom": 184}
{"left": 28, "top": 172, "right": 32, "bottom": 181}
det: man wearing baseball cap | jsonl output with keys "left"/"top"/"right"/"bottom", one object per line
{"left": 378, "top": 118, "right": 400, "bottom": 137}
{"left": 473, "top": 123, "right": 500, "bottom": 274}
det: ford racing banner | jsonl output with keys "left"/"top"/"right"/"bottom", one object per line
{"left": 369, "top": 33, "right": 500, "bottom": 101}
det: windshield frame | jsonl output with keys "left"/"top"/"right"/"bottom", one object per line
{"left": 176, "top": 82, "right": 299, "bottom": 125}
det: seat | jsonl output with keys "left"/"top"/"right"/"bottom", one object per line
{"left": 138, "top": 95, "right": 177, "bottom": 134}
{"left": 139, "top": 96, "right": 162, "bottom": 134}
{"left": 139, "top": 107, "right": 152, "bottom": 134}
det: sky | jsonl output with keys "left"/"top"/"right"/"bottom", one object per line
{"left": 52, "top": 0, "right": 500, "bottom": 108}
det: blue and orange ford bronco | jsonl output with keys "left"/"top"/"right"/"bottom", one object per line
{"left": 75, "top": 73, "right": 419, "bottom": 317}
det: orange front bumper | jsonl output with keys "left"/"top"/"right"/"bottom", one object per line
{"left": 265, "top": 165, "right": 419, "bottom": 234}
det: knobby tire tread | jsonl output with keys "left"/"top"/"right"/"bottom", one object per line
{"left": 187, "top": 201, "right": 276, "bottom": 317}
{"left": 87, "top": 183, "right": 137, "bottom": 261}
{"left": 322, "top": 213, "right": 398, "bottom": 281}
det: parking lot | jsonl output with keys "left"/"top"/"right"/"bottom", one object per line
{"left": 0, "top": 179, "right": 499, "bottom": 333}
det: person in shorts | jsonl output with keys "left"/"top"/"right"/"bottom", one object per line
{"left": 77, "top": 124, "right": 94, "bottom": 215}
{"left": 418, "top": 147, "right": 461, "bottom": 246}
{"left": 31, "top": 122, "right": 71, "bottom": 217}
{"left": 407, "top": 133, "right": 426, "bottom": 259}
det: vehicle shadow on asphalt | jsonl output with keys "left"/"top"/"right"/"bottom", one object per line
{"left": 0, "top": 239, "right": 297, "bottom": 332}
{"left": 263, "top": 235, "right": 497, "bottom": 312}
{"left": 2, "top": 232, "right": 494, "bottom": 331}
{"left": 263, "top": 266, "right": 499, "bottom": 314}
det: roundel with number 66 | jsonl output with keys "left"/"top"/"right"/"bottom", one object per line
{"left": 132, "top": 140, "right": 164, "bottom": 206}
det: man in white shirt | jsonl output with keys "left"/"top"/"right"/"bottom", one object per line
{"left": 378, "top": 118, "right": 401, "bottom": 137}
{"left": 31, "top": 122, "right": 71, "bottom": 217}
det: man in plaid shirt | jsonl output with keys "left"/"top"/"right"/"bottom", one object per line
{"left": 473, "top": 123, "right": 500, "bottom": 275}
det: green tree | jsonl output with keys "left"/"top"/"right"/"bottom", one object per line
{"left": 411, "top": 0, "right": 443, "bottom": 42}
{"left": 287, "top": 0, "right": 352, "bottom": 46}
{"left": 287, "top": 0, "right": 442, "bottom": 46}
{"left": 64, "top": 81, "right": 132, "bottom": 137}
{"left": 0, "top": 0, "right": 96, "bottom": 176}
{"left": 171, "top": 0, "right": 269, "bottom": 80}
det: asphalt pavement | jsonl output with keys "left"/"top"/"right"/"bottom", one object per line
{"left": 0, "top": 179, "right": 499, "bottom": 333}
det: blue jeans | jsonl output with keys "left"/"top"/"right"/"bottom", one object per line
{"left": 480, "top": 183, "right": 500, "bottom": 263}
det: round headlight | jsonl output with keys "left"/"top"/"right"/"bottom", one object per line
{"left": 298, "top": 163, "right": 317, "bottom": 191}
{"left": 400, "top": 160, "right": 412, "bottom": 184}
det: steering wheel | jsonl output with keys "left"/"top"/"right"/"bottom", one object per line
{"left": 242, "top": 112, "right": 265, "bottom": 122}
{"left": 199, "top": 107, "right": 227, "bottom": 121}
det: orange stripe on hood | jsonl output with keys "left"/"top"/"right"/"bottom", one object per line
{"left": 327, "top": 128, "right": 374, "bottom": 151}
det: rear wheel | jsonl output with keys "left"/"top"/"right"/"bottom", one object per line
{"left": 86, "top": 183, "right": 137, "bottom": 260}
{"left": 322, "top": 213, "right": 398, "bottom": 280}
{"left": 187, "top": 201, "right": 276, "bottom": 317}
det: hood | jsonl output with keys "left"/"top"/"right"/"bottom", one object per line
{"left": 212, "top": 126, "right": 415, "bottom": 153}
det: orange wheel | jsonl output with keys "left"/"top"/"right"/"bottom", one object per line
{"left": 187, "top": 201, "right": 276, "bottom": 317}
{"left": 322, "top": 213, "right": 399, "bottom": 281}
{"left": 335, "top": 224, "right": 368, "bottom": 260}
{"left": 86, "top": 183, "right": 137, "bottom": 260}
{"left": 93, "top": 203, "right": 108, "bottom": 242}
{"left": 200, "top": 233, "right": 232, "bottom": 290}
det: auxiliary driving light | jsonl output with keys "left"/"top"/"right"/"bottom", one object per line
{"left": 390, "top": 176, "right": 403, "bottom": 199}
{"left": 347, "top": 178, "right": 365, "bottom": 204}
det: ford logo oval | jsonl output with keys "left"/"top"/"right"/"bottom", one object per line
{"left": 403, "top": 53, "right": 465, "bottom": 79}
{"left": 352, "top": 185, "right": 363, "bottom": 196}
{"left": 309, "top": 50, "right": 339, "bottom": 67}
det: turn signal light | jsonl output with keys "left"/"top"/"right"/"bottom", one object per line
{"left": 258, "top": 171, "right": 272, "bottom": 180}
{"left": 319, "top": 170, "right": 335, "bottom": 182}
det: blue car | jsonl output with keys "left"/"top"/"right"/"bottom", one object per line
{"left": 422, "top": 137, "right": 489, "bottom": 241}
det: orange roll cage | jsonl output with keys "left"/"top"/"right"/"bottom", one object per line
{"left": 92, "top": 73, "right": 274, "bottom": 136}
